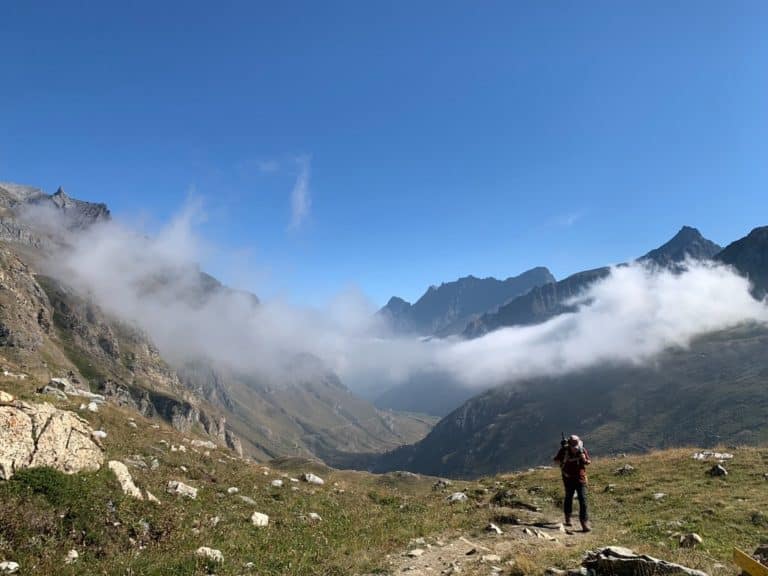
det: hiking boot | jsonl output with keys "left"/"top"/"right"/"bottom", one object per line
{"left": 581, "top": 520, "right": 592, "bottom": 532}
{"left": 564, "top": 515, "right": 572, "bottom": 527}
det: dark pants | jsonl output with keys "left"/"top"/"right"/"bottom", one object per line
{"left": 563, "top": 479, "right": 588, "bottom": 522}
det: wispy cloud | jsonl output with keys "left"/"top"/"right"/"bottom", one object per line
{"left": 554, "top": 210, "right": 584, "bottom": 228}
{"left": 289, "top": 156, "right": 311, "bottom": 230}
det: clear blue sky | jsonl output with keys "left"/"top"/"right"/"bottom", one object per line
{"left": 2, "top": 1, "right": 767, "bottom": 306}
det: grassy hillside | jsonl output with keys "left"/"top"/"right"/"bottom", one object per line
{"left": 2, "top": 375, "right": 767, "bottom": 575}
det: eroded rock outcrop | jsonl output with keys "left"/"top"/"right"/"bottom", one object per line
{"left": 0, "top": 399, "right": 104, "bottom": 480}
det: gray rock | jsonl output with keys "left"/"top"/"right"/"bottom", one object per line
{"left": 167, "top": 480, "right": 197, "bottom": 499}
{"left": 38, "top": 385, "right": 68, "bottom": 400}
{"left": 195, "top": 547, "right": 223, "bottom": 563}
{"left": 448, "top": 492, "right": 468, "bottom": 503}
{"left": 614, "top": 464, "right": 635, "bottom": 476}
{"left": 708, "top": 464, "right": 728, "bottom": 477}
{"left": 0, "top": 401, "right": 104, "bottom": 480}
{"left": 679, "top": 533, "right": 703, "bottom": 548}
{"left": 582, "top": 546, "right": 707, "bottom": 576}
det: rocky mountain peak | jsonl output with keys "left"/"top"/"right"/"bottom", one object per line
{"left": 640, "top": 225, "right": 721, "bottom": 266}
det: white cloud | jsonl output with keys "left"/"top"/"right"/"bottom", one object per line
{"left": 34, "top": 200, "right": 768, "bottom": 400}
{"left": 289, "top": 156, "right": 311, "bottom": 230}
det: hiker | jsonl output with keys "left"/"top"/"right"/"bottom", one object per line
{"left": 554, "top": 434, "right": 591, "bottom": 532}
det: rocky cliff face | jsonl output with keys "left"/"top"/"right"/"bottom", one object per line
{"left": 717, "top": 226, "right": 768, "bottom": 298}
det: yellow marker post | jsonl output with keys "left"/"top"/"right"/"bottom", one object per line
{"left": 734, "top": 548, "right": 768, "bottom": 576}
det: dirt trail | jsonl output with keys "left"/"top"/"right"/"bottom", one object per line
{"left": 386, "top": 513, "right": 589, "bottom": 575}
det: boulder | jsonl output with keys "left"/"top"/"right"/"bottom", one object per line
{"left": 582, "top": 546, "right": 707, "bottom": 576}
{"left": 167, "top": 480, "right": 198, "bottom": 499}
{"left": 108, "top": 461, "right": 144, "bottom": 500}
{"left": 38, "top": 385, "right": 68, "bottom": 400}
{"left": 614, "top": 464, "right": 635, "bottom": 476}
{"left": 448, "top": 492, "right": 468, "bottom": 503}
{"left": 251, "top": 512, "right": 269, "bottom": 527}
{"left": 0, "top": 401, "right": 104, "bottom": 480}
{"left": 0, "top": 391, "right": 14, "bottom": 403}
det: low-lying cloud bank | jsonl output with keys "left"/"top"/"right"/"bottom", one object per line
{"left": 41, "top": 203, "right": 768, "bottom": 394}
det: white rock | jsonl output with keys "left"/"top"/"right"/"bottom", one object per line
{"left": 191, "top": 439, "right": 217, "bottom": 450}
{"left": 167, "top": 480, "right": 197, "bottom": 499}
{"left": 653, "top": 492, "right": 667, "bottom": 500}
{"left": 108, "top": 461, "right": 144, "bottom": 500}
{"left": 481, "top": 554, "right": 501, "bottom": 563}
{"left": 301, "top": 472, "right": 325, "bottom": 485}
{"left": 251, "top": 512, "right": 269, "bottom": 527}
{"left": 680, "top": 533, "right": 703, "bottom": 548}
{"left": 447, "top": 492, "right": 468, "bottom": 503}
{"left": 127, "top": 421, "right": 138, "bottom": 429}
{"left": 195, "top": 547, "right": 223, "bottom": 563}
{"left": 92, "top": 430, "right": 108, "bottom": 440}
{"left": 87, "top": 401, "right": 98, "bottom": 413}
{"left": 407, "top": 549, "right": 425, "bottom": 558}
{"left": 0, "top": 401, "right": 104, "bottom": 480}
{"left": 486, "top": 523, "right": 503, "bottom": 534}
{"left": 307, "top": 512, "right": 323, "bottom": 523}
{"left": 0, "top": 561, "right": 19, "bottom": 574}
{"left": 65, "top": 549, "right": 79, "bottom": 564}
{"left": 227, "top": 487, "right": 240, "bottom": 495}
{"left": 0, "top": 391, "right": 14, "bottom": 403}
{"left": 146, "top": 490, "right": 160, "bottom": 504}
{"left": 270, "top": 479, "right": 284, "bottom": 488}
{"left": 289, "top": 477, "right": 299, "bottom": 483}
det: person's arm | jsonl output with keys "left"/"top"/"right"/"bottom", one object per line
{"left": 580, "top": 447, "right": 591, "bottom": 465}
{"left": 554, "top": 447, "right": 566, "bottom": 463}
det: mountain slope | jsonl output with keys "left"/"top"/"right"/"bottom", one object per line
{"left": 717, "top": 225, "right": 768, "bottom": 298}
{"left": 0, "top": 183, "right": 434, "bottom": 463}
{"left": 465, "top": 226, "right": 720, "bottom": 338}
{"left": 379, "top": 267, "right": 555, "bottom": 336}
{"left": 369, "top": 323, "right": 768, "bottom": 478}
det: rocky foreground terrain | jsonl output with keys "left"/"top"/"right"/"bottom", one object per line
{"left": 1, "top": 371, "right": 766, "bottom": 575}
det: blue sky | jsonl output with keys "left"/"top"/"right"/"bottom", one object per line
{"left": 2, "top": 1, "right": 767, "bottom": 306}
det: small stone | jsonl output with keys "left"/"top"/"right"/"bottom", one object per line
{"left": 251, "top": 512, "right": 269, "bottom": 527}
{"left": 239, "top": 495, "right": 257, "bottom": 506}
{"left": 65, "top": 549, "right": 79, "bottom": 564}
{"left": 604, "top": 484, "right": 617, "bottom": 492}
{"left": 307, "top": 512, "right": 322, "bottom": 523}
{"left": 447, "top": 492, "right": 468, "bottom": 503}
{"left": 146, "top": 490, "right": 160, "bottom": 504}
{"left": 653, "top": 493, "right": 667, "bottom": 500}
{"left": 485, "top": 523, "right": 503, "bottom": 535}
{"left": 481, "top": 555, "right": 501, "bottom": 563}
{"left": 167, "top": 480, "right": 197, "bottom": 499}
{"left": 195, "top": 547, "right": 223, "bottom": 563}
{"left": 680, "top": 533, "right": 703, "bottom": 548}
{"left": 244, "top": 562, "right": 255, "bottom": 569}
{"left": 301, "top": 473, "right": 325, "bottom": 485}
{"left": 227, "top": 487, "right": 240, "bottom": 495}
{"left": 709, "top": 464, "right": 728, "bottom": 477}
{"left": 87, "top": 401, "right": 98, "bottom": 413}
{"left": 271, "top": 479, "right": 284, "bottom": 488}
{"left": 615, "top": 464, "right": 635, "bottom": 475}
{"left": 128, "top": 421, "right": 138, "bottom": 429}
{"left": 191, "top": 439, "right": 217, "bottom": 450}
{"left": 407, "top": 549, "right": 425, "bottom": 558}
{"left": 210, "top": 516, "right": 221, "bottom": 527}
{"left": 0, "top": 562, "right": 20, "bottom": 574}
{"left": 92, "top": 430, "right": 108, "bottom": 440}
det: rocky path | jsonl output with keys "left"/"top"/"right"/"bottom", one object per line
{"left": 386, "top": 512, "right": 588, "bottom": 575}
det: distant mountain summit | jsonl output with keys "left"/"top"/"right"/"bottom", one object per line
{"left": 465, "top": 226, "right": 722, "bottom": 337}
{"left": 0, "top": 182, "right": 110, "bottom": 248}
{"left": 717, "top": 226, "right": 768, "bottom": 298}
{"left": 640, "top": 225, "right": 722, "bottom": 265}
{"left": 379, "top": 267, "right": 555, "bottom": 336}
